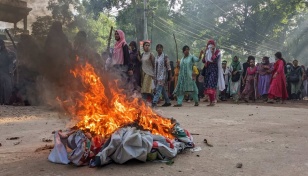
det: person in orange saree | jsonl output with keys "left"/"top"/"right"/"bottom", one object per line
{"left": 267, "top": 52, "right": 288, "bottom": 103}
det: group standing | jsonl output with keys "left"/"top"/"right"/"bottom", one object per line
{"left": 1, "top": 26, "right": 307, "bottom": 107}
{"left": 106, "top": 29, "right": 308, "bottom": 107}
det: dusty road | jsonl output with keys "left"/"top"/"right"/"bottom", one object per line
{"left": 0, "top": 101, "right": 308, "bottom": 176}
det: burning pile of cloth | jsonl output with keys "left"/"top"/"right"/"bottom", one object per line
{"left": 48, "top": 123, "right": 194, "bottom": 167}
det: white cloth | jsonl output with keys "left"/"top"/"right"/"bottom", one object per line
{"left": 217, "top": 52, "right": 225, "bottom": 91}
{"left": 48, "top": 131, "right": 70, "bottom": 164}
{"left": 205, "top": 44, "right": 214, "bottom": 62}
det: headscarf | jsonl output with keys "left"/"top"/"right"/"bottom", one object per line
{"left": 263, "top": 57, "right": 270, "bottom": 65}
{"left": 275, "top": 52, "right": 286, "bottom": 66}
{"left": 205, "top": 39, "right": 216, "bottom": 63}
{"left": 112, "top": 30, "right": 127, "bottom": 65}
{"left": 74, "top": 31, "right": 87, "bottom": 50}
{"left": 129, "top": 41, "right": 137, "bottom": 53}
{"left": 128, "top": 41, "right": 138, "bottom": 65}
{"left": 231, "top": 56, "right": 240, "bottom": 70}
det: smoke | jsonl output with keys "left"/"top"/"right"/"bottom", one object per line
{"left": 26, "top": 0, "right": 50, "bottom": 25}
{"left": 0, "top": 0, "right": 49, "bottom": 31}
{"left": 15, "top": 21, "right": 133, "bottom": 108}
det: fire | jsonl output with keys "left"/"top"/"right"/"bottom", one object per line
{"left": 61, "top": 62, "right": 175, "bottom": 139}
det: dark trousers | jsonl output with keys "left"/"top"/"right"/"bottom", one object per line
{"left": 220, "top": 85, "right": 229, "bottom": 100}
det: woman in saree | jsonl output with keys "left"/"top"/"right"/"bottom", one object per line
{"left": 257, "top": 57, "right": 273, "bottom": 100}
{"left": 173, "top": 46, "right": 203, "bottom": 107}
{"left": 267, "top": 52, "right": 288, "bottom": 103}
{"left": 229, "top": 56, "right": 243, "bottom": 103}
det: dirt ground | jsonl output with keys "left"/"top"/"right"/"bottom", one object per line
{"left": 0, "top": 101, "right": 308, "bottom": 176}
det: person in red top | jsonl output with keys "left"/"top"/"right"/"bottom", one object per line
{"left": 267, "top": 52, "right": 288, "bottom": 104}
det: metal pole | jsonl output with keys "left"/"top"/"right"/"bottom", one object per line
{"left": 144, "top": 0, "right": 148, "bottom": 40}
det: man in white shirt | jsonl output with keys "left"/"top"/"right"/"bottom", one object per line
{"left": 220, "top": 60, "right": 230, "bottom": 101}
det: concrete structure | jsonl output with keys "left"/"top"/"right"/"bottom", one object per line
{"left": 0, "top": 0, "right": 32, "bottom": 32}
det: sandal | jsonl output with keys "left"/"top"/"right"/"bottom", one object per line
{"left": 194, "top": 102, "right": 199, "bottom": 106}
{"left": 207, "top": 103, "right": 215, "bottom": 107}
{"left": 173, "top": 104, "right": 182, "bottom": 107}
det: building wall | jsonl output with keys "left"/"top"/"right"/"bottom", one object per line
{"left": 0, "top": 0, "right": 49, "bottom": 32}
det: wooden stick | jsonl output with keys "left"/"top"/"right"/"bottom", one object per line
{"left": 107, "top": 26, "right": 114, "bottom": 56}
{"left": 173, "top": 33, "right": 179, "bottom": 62}
{"left": 4, "top": 29, "right": 17, "bottom": 49}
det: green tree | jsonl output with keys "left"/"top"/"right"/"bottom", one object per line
{"left": 31, "top": 0, "right": 115, "bottom": 53}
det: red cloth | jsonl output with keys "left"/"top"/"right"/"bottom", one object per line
{"left": 205, "top": 88, "right": 216, "bottom": 102}
{"left": 207, "top": 39, "right": 216, "bottom": 47}
{"left": 268, "top": 60, "right": 288, "bottom": 100}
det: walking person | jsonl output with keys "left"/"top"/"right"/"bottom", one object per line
{"left": 257, "top": 57, "right": 273, "bottom": 101}
{"left": 229, "top": 56, "right": 243, "bottom": 103}
{"left": 241, "top": 59, "right": 257, "bottom": 102}
{"left": 127, "top": 41, "right": 142, "bottom": 91}
{"left": 241, "top": 56, "right": 255, "bottom": 93}
{"left": 220, "top": 60, "right": 230, "bottom": 101}
{"left": 140, "top": 42, "right": 155, "bottom": 102}
{"left": 289, "top": 60, "right": 305, "bottom": 100}
{"left": 152, "top": 44, "right": 172, "bottom": 107}
{"left": 173, "top": 46, "right": 203, "bottom": 107}
{"left": 285, "top": 63, "right": 293, "bottom": 99}
{"left": 267, "top": 52, "right": 288, "bottom": 103}
{"left": 203, "top": 40, "right": 225, "bottom": 106}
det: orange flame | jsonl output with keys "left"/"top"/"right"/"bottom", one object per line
{"left": 62, "top": 62, "right": 174, "bottom": 139}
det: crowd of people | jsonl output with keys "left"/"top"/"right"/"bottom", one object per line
{"left": 107, "top": 30, "right": 308, "bottom": 107}
{"left": 0, "top": 25, "right": 307, "bottom": 107}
